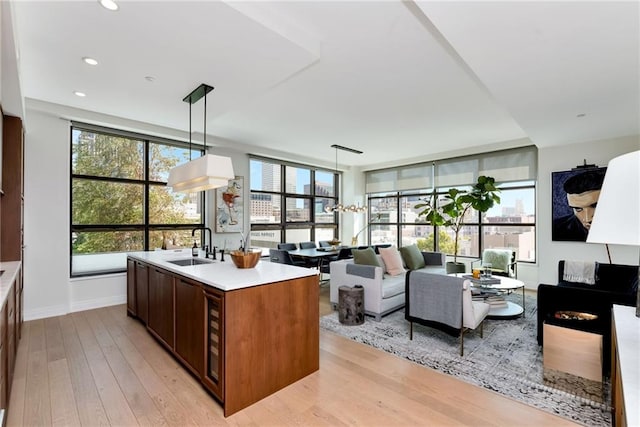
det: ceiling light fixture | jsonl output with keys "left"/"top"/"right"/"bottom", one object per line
{"left": 167, "top": 84, "right": 235, "bottom": 193}
{"left": 99, "top": 0, "right": 119, "bottom": 11}
{"left": 82, "top": 57, "right": 98, "bottom": 66}
{"left": 324, "top": 144, "right": 366, "bottom": 213}
{"left": 74, "top": 91, "right": 86, "bottom": 97}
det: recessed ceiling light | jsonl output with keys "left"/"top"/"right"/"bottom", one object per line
{"left": 74, "top": 91, "right": 86, "bottom": 97}
{"left": 99, "top": 0, "right": 118, "bottom": 11}
{"left": 83, "top": 57, "right": 98, "bottom": 66}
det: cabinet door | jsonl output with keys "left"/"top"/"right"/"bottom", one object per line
{"left": 147, "top": 267, "right": 174, "bottom": 349}
{"left": 175, "top": 278, "right": 204, "bottom": 376}
{"left": 0, "top": 303, "right": 6, "bottom": 409}
{"left": 6, "top": 284, "right": 15, "bottom": 387}
{"left": 135, "top": 261, "right": 149, "bottom": 324}
{"left": 126, "top": 259, "right": 136, "bottom": 316}
{"left": 17, "top": 269, "right": 23, "bottom": 340}
{"left": 203, "top": 290, "right": 224, "bottom": 401}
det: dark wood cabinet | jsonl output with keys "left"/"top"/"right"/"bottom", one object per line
{"left": 0, "top": 301, "right": 6, "bottom": 410}
{"left": 126, "top": 259, "right": 136, "bottom": 316}
{"left": 147, "top": 267, "right": 174, "bottom": 349}
{"left": 135, "top": 261, "right": 148, "bottom": 324}
{"left": 6, "top": 284, "right": 15, "bottom": 390}
{"left": 203, "top": 289, "right": 224, "bottom": 401}
{"left": 175, "top": 278, "right": 204, "bottom": 377}
{"left": 126, "top": 256, "right": 318, "bottom": 417}
{"left": 0, "top": 263, "right": 21, "bottom": 417}
{"left": 1, "top": 115, "right": 24, "bottom": 263}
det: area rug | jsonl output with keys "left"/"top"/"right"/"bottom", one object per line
{"left": 320, "top": 293, "right": 611, "bottom": 426}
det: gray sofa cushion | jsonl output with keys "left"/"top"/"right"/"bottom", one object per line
{"left": 381, "top": 276, "right": 405, "bottom": 298}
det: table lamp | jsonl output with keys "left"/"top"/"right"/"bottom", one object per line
{"left": 586, "top": 150, "right": 640, "bottom": 317}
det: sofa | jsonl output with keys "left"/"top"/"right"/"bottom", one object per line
{"left": 330, "top": 250, "right": 446, "bottom": 321}
{"left": 537, "top": 260, "right": 638, "bottom": 373}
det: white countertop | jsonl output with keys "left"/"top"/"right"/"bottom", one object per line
{"left": 613, "top": 304, "right": 639, "bottom": 427}
{"left": 0, "top": 261, "right": 21, "bottom": 307}
{"left": 128, "top": 250, "right": 316, "bottom": 291}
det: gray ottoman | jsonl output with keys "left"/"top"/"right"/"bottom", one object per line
{"left": 338, "top": 285, "right": 365, "bottom": 325}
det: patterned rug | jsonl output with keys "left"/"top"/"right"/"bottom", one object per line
{"left": 320, "top": 293, "right": 611, "bottom": 426}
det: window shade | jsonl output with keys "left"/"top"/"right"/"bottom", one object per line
{"left": 366, "top": 146, "right": 536, "bottom": 193}
{"left": 366, "top": 163, "right": 433, "bottom": 193}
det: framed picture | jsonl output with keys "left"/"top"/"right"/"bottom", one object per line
{"left": 551, "top": 167, "right": 607, "bottom": 242}
{"left": 215, "top": 176, "right": 244, "bottom": 233}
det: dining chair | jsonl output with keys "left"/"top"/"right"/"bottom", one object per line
{"left": 297, "top": 241, "right": 320, "bottom": 268}
{"left": 269, "top": 249, "right": 305, "bottom": 267}
{"left": 277, "top": 243, "right": 298, "bottom": 251}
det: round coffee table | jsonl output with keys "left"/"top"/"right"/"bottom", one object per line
{"left": 452, "top": 274, "right": 526, "bottom": 319}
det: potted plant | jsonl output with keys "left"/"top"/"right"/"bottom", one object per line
{"left": 415, "top": 176, "right": 501, "bottom": 273}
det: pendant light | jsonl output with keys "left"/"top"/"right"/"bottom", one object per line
{"left": 167, "top": 84, "right": 235, "bottom": 193}
{"left": 324, "top": 144, "right": 367, "bottom": 213}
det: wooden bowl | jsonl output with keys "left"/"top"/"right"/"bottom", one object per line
{"left": 230, "top": 250, "right": 261, "bottom": 269}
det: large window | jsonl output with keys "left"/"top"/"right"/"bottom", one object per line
{"left": 366, "top": 147, "right": 537, "bottom": 262}
{"left": 71, "top": 124, "right": 204, "bottom": 276}
{"left": 249, "top": 157, "right": 338, "bottom": 249}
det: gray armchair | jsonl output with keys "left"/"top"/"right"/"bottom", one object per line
{"left": 405, "top": 271, "right": 490, "bottom": 356}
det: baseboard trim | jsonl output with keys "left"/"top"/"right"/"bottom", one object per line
{"left": 24, "top": 304, "right": 70, "bottom": 321}
{"left": 24, "top": 295, "right": 126, "bottom": 321}
{"left": 70, "top": 295, "right": 126, "bottom": 313}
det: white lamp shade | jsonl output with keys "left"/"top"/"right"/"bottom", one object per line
{"left": 167, "top": 154, "right": 235, "bottom": 193}
{"left": 586, "top": 150, "right": 640, "bottom": 246}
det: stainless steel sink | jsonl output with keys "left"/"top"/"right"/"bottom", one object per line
{"left": 167, "top": 258, "right": 213, "bottom": 266}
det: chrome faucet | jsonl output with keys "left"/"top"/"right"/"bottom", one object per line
{"left": 191, "top": 227, "right": 213, "bottom": 258}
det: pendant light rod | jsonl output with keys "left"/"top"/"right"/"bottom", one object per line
{"left": 325, "top": 144, "right": 366, "bottom": 213}
{"left": 330, "top": 143, "right": 363, "bottom": 154}
{"left": 183, "top": 83, "right": 214, "bottom": 158}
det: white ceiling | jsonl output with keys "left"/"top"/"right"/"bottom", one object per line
{"left": 7, "top": 0, "right": 640, "bottom": 169}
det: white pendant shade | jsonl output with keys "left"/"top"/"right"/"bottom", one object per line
{"left": 586, "top": 150, "right": 640, "bottom": 246}
{"left": 167, "top": 154, "right": 235, "bottom": 193}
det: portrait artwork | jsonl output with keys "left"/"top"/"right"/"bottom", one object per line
{"left": 215, "top": 177, "right": 244, "bottom": 233}
{"left": 551, "top": 167, "right": 607, "bottom": 242}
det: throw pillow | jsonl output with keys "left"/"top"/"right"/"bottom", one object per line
{"left": 352, "top": 247, "right": 381, "bottom": 267}
{"left": 378, "top": 246, "right": 406, "bottom": 276}
{"left": 399, "top": 244, "right": 426, "bottom": 270}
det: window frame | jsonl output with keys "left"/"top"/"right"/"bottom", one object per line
{"left": 249, "top": 156, "right": 339, "bottom": 247}
{"left": 70, "top": 123, "right": 205, "bottom": 277}
{"left": 367, "top": 181, "right": 537, "bottom": 263}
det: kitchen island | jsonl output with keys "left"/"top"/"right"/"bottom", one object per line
{"left": 127, "top": 250, "right": 319, "bottom": 417}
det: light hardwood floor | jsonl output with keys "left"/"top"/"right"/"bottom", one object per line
{"left": 8, "top": 289, "right": 577, "bottom": 426}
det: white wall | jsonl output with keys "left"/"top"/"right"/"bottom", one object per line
{"left": 24, "top": 109, "right": 71, "bottom": 319}
{"left": 537, "top": 135, "right": 640, "bottom": 286}
{"left": 23, "top": 104, "right": 252, "bottom": 320}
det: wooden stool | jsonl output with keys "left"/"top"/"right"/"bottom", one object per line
{"left": 338, "top": 285, "right": 365, "bottom": 325}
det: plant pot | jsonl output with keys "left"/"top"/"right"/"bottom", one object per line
{"left": 446, "top": 261, "right": 466, "bottom": 274}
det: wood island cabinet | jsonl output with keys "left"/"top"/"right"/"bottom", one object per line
{"left": 147, "top": 267, "right": 174, "bottom": 349}
{"left": 126, "top": 259, "right": 136, "bottom": 316}
{"left": 175, "top": 277, "right": 204, "bottom": 377}
{"left": 126, "top": 256, "right": 319, "bottom": 416}
{"left": 135, "top": 261, "right": 149, "bottom": 324}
